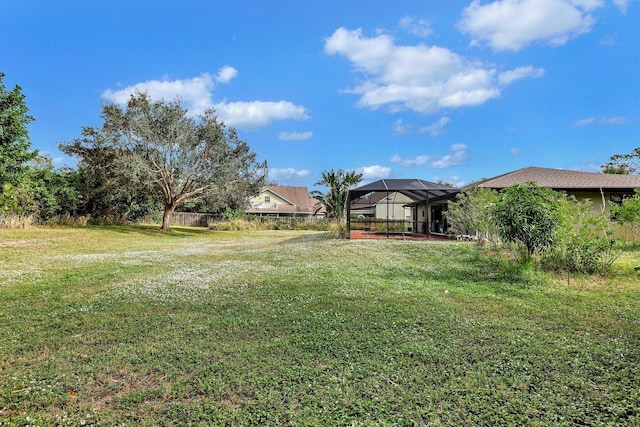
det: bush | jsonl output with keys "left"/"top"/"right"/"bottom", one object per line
{"left": 543, "top": 196, "right": 621, "bottom": 274}
{"left": 489, "top": 183, "right": 562, "bottom": 264}
{"left": 0, "top": 213, "right": 35, "bottom": 229}
{"left": 329, "top": 222, "right": 348, "bottom": 239}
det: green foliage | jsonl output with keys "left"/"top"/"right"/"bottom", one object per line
{"left": 490, "top": 183, "right": 562, "bottom": 263}
{"left": 445, "top": 185, "right": 498, "bottom": 242}
{"left": 602, "top": 147, "right": 640, "bottom": 175}
{"left": 544, "top": 196, "right": 621, "bottom": 274}
{"left": 62, "top": 93, "right": 267, "bottom": 230}
{"left": 311, "top": 168, "right": 362, "bottom": 224}
{"left": 60, "top": 127, "right": 162, "bottom": 223}
{"left": 611, "top": 189, "right": 640, "bottom": 239}
{"left": 0, "top": 72, "right": 37, "bottom": 189}
{"left": 105, "top": 93, "right": 267, "bottom": 230}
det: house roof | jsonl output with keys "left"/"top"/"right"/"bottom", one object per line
{"left": 349, "top": 179, "right": 460, "bottom": 202}
{"left": 247, "top": 185, "right": 319, "bottom": 215}
{"left": 472, "top": 166, "right": 640, "bottom": 192}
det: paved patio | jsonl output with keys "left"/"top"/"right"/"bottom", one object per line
{"left": 350, "top": 230, "right": 454, "bottom": 241}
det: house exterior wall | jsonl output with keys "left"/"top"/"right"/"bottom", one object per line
{"left": 373, "top": 193, "right": 413, "bottom": 220}
{"left": 249, "top": 190, "right": 292, "bottom": 210}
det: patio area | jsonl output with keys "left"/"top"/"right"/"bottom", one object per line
{"left": 350, "top": 230, "right": 455, "bottom": 241}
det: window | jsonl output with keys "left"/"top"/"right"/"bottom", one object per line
{"left": 265, "top": 196, "right": 271, "bottom": 203}
{"left": 610, "top": 193, "right": 633, "bottom": 205}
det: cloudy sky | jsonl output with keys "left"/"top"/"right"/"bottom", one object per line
{"left": 2, "top": 0, "right": 638, "bottom": 188}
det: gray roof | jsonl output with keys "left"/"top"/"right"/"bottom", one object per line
{"left": 349, "top": 179, "right": 460, "bottom": 202}
{"left": 473, "top": 166, "right": 640, "bottom": 192}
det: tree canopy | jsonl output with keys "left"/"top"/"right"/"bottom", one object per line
{"left": 489, "top": 182, "right": 562, "bottom": 262}
{"left": 62, "top": 93, "right": 267, "bottom": 230}
{"left": 0, "top": 72, "right": 37, "bottom": 187}
{"left": 311, "top": 169, "right": 363, "bottom": 222}
{"left": 602, "top": 147, "right": 640, "bottom": 175}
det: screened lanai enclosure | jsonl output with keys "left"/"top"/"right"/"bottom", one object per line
{"left": 348, "top": 179, "right": 460, "bottom": 239}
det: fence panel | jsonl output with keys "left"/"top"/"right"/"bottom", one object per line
{"left": 170, "top": 212, "right": 217, "bottom": 227}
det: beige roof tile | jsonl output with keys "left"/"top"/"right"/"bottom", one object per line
{"left": 247, "top": 185, "right": 320, "bottom": 215}
{"left": 473, "top": 166, "right": 640, "bottom": 191}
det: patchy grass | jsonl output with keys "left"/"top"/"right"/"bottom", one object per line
{"left": 1, "top": 226, "right": 639, "bottom": 425}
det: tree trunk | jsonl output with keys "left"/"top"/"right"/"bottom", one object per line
{"left": 161, "top": 204, "right": 176, "bottom": 231}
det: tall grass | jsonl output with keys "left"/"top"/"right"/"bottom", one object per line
{"left": 1, "top": 226, "right": 639, "bottom": 425}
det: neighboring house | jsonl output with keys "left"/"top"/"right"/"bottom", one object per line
{"left": 247, "top": 185, "right": 322, "bottom": 217}
{"left": 472, "top": 166, "right": 640, "bottom": 215}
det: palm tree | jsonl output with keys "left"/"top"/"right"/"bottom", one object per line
{"left": 311, "top": 169, "right": 363, "bottom": 223}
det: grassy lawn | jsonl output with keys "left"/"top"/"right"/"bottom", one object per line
{"left": 1, "top": 226, "right": 639, "bottom": 426}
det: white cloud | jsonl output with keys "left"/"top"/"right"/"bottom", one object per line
{"left": 325, "top": 27, "right": 541, "bottom": 114}
{"left": 419, "top": 116, "right": 451, "bottom": 137}
{"left": 431, "top": 144, "right": 467, "bottom": 168}
{"left": 573, "top": 117, "right": 597, "bottom": 127}
{"left": 433, "top": 175, "right": 467, "bottom": 187}
{"left": 573, "top": 116, "right": 629, "bottom": 127}
{"left": 392, "top": 145, "right": 467, "bottom": 169}
{"left": 612, "top": 0, "right": 629, "bottom": 14}
{"left": 358, "top": 165, "right": 392, "bottom": 180}
{"left": 278, "top": 131, "right": 313, "bottom": 141}
{"left": 391, "top": 154, "right": 431, "bottom": 167}
{"left": 399, "top": 16, "right": 432, "bottom": 38}
{"left": 216, "top": 66, "right": 238, "bottom": 83}
{"left": 601, "top": 116, "right": 629, "bottom": 125}
{"left": 268, "top": 168, "right": 311, "bottom": 183}
{"left": 101, "top": 70, "right": 308, "bottom": 130}
{"left": 459, "top": 0, "right": 603, "bottom": 51}
{"left": 498, "top": 66, "right": 545, "bottom": 85}
{"left": 392, "top": 119, "right": 414, "bottom": 135}
{"left": 215, "top": 101, "right": 308, "bottom": 130}
{"left": 101, "top": 73, "right": 216, "bottom": 113}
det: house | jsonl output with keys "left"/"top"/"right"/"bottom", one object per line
{"left": 348, "top": 179, "right": 460, "bottom": 236}
{"left": 350, "top": 191, "right": 415, "bottom": 222}
{"left": 472, "top": 166, "right": 640, "bottom": 214}
{"left": 247, "top": 185, "right": 321, "bottom": 217}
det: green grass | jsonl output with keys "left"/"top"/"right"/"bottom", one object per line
{"left": 1, "top": 226, "right": 639, "bottom": 426}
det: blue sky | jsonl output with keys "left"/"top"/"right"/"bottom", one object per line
{"left": 2, "top": 0, "right": 638, "bottom": 189}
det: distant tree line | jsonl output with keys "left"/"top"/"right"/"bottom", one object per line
{"left": 0, "top": 73, "right": 267, "bottom": 230}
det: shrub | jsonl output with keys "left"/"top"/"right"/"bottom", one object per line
{"left": 445, "top": 185, "right": 499, "bottom": 243}
{"left": 489, "top": 183, "right": 562, "bottom": 264}
{"left": 543, "top": 196, "right": 621, "bottom": 274}
{"left": 0, "top": 213, "right": 35, "bottom": 229}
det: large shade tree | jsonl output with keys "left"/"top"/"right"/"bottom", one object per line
{"left": 0, "top": 72, "right": 37, "bottom": 184}
{"left": 60, "top": 126, "right": 162, "bottom": 222}
{"left": 1, "top": 72, "right": 38, "bottom": 213}
{"left": 65, "top": 93, "right": 267, "bottom": 230}
{"left": 311, "top": 168, "right": 363, "bottom": 222}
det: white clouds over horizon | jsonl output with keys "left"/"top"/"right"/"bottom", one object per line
{"left": 391, "top": 144, "right": 467, "bottom": 169}
{"left": 101, "top": 69, "right": 308, "bottom": 130}
{"left": 324, "top": 27, "right": 543, "bottom": 115}
{"left": 358, "top": 165, "right": 392, "bottom": 180}
{"left": 458, "top": 0, "right": 605, "bottom": 51}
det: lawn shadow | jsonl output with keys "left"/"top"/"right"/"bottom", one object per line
{"left": 95, "top": 224, "right": 213, "bottom": 238}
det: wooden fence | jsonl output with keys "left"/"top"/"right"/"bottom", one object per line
{"left": 170, "top": 212, "right": 217, "bottom": 227}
